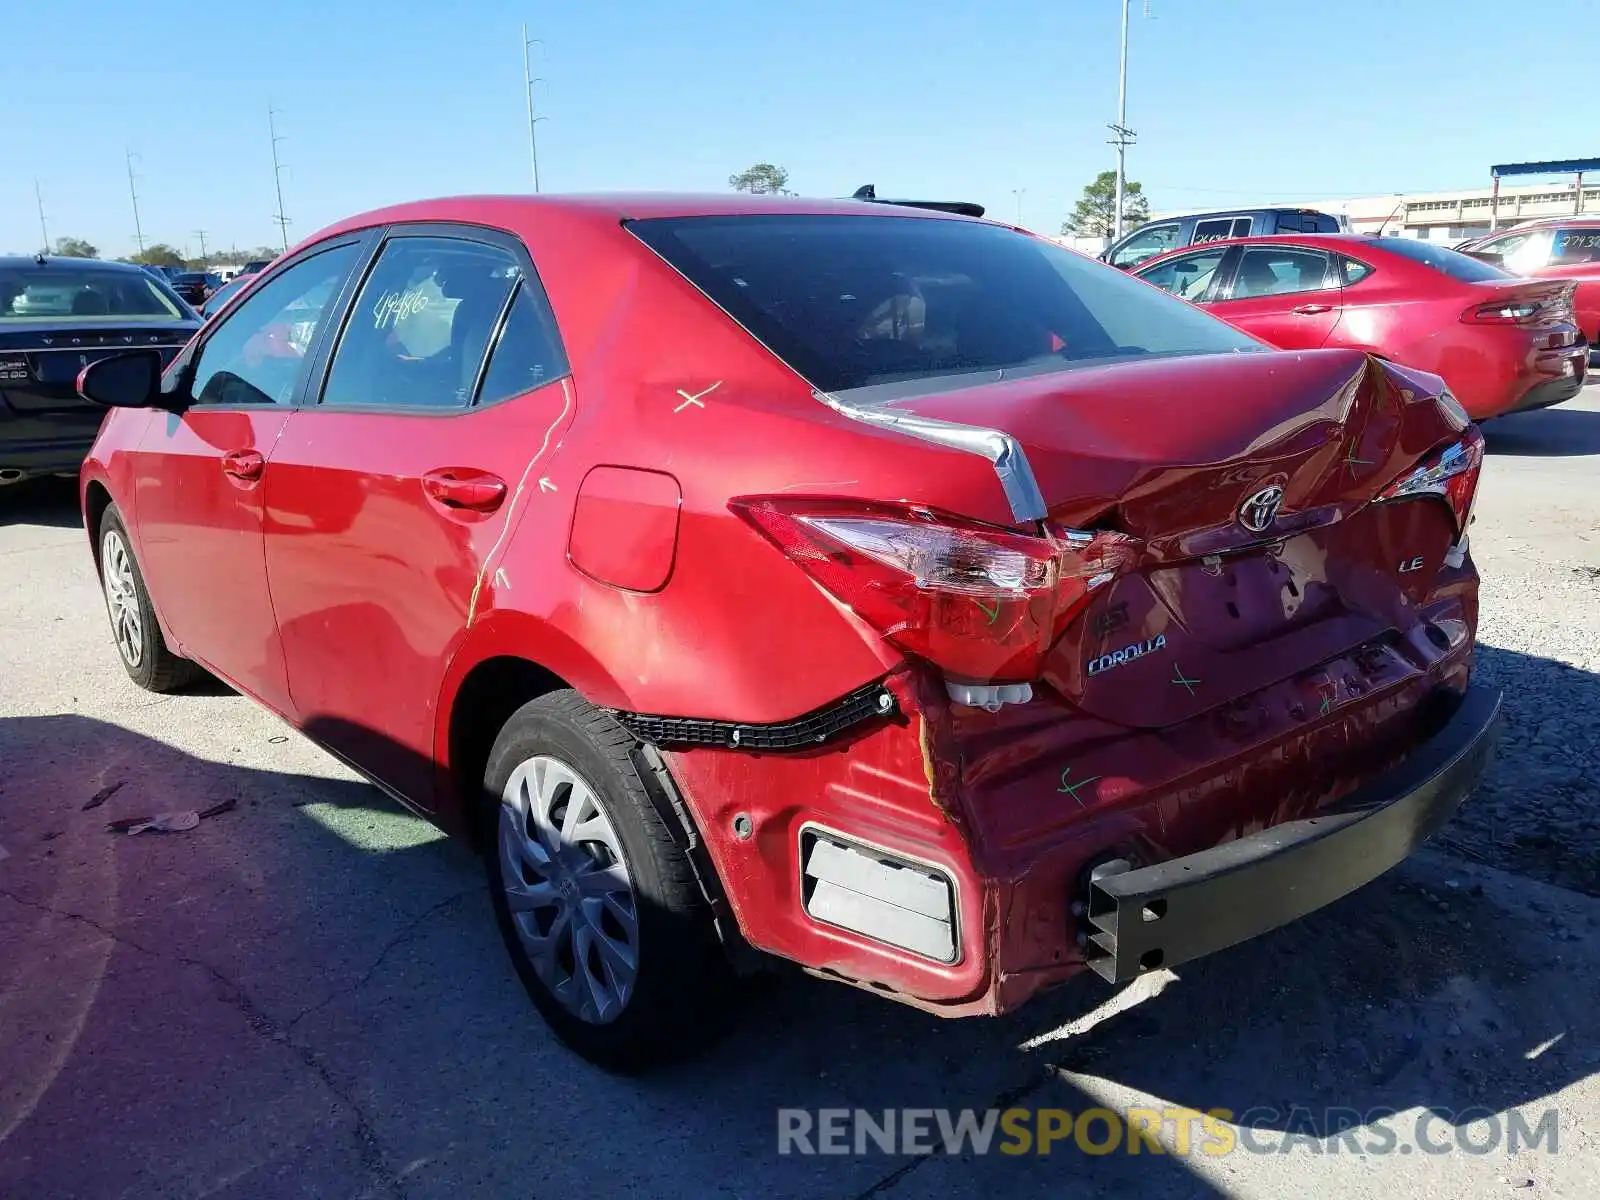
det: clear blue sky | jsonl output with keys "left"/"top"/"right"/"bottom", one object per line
{"left": 3, "top": 0, "right": 1587, "bottom": 258}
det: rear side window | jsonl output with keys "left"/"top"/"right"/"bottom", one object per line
{"left": 1373, "top": 238, "right": 1511, "bottom": 283}
{"left": 1341, "top": 258, "right": 1374, "bottom": 285}
{"left": 630, "top": 214, "right": 1259, "bottom": 394}
{"left": 1552, "top": 228, "right": 1600, "bottom": 265}
{"left": 477, "top": 283, "right": 568, "bottom": 405}
{"left": 1229, "top": 248, "right": 1333, "bottom": 299}
{"left": 1191, "top": 219, "right": 1236, "bottom": 245}
{"left": 322, "top": 236, "right": 523, "bottom": 410}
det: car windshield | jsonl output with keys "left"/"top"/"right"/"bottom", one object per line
{"left": 629, "top": 214, "right": 1262, "bottom": 394}
{"left": 1375, "top": 238, "right": 1510, "bottom": 283}
{"left": 0, "top": 265, "right": 186, "bottom": 320}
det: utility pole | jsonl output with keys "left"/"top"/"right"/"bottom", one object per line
{"left": 1012, "top": 188, "right": 1026, "bottom": 227}
{"left": 193, "top": 229, "right": 209, "bottom": 262}
{"left": 522, "top": 26, "right": 547, "bottom": 192}
{"left": 1109, "top": 0, "right": 1137, "bottom": 242}
{"left": 126, "top": 150, "right": 146, "bottom": 254}
{"left": 268, "top": 105, "right": 292, "bottom": 252}
{"left": 35, "top": 179, "right": 50, "bottom": 255}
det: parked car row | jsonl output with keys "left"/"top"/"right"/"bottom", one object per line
{"left": 68, "top": 191, "right": 1501, "bottom": 1072}
{"left": 1130, "top": 232, "right": 1588, "bottom": 419}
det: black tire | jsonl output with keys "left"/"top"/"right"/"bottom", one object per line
{"left": 96, "top": 505, "right": 201, "bottom": 693}
{"left": 484, "top": 690, "right": 736, "bottom": 1072}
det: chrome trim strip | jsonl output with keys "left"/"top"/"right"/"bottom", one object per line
{"left": 813, "top": 390, "right": 1049, "bottom": 522}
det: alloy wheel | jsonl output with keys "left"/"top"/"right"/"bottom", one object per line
{"left": 100, "top": 529, "right": 143, "bottom": 668}
{"left": 498, "top": 755, "right": 640, "bottom": 1024}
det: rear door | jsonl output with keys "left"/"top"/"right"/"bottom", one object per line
{"left": 263, "top": 224, "right": 571, "bottom": 805}
{"left": 1207, "top": 244, "right": 1342, "bottom": 347}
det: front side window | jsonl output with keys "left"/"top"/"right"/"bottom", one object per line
{"left": 1551, "top": 227, "right": 1600, "bottom": 265}
{"left": 0, "top": 265, "right": 186, "bottom": 321}
{"left": 1227, "top": 248, "right": 1333, "bottom": 299}
{"left": 630, "top": 215, "right": 1260, "bottom": 395}
{"left": 189, "top": 243, "right": 360, "bottom": 407}
{"left": 1136, "top": 247, "right": 1229, "bottom": 301}
{"left": 321, "top": 236, "right": 525, "bottom": 410}
{"left": 1108, "top": 223, "right": 1182, "bottom": 268}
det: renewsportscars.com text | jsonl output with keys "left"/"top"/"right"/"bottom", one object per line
{"left": 777, "top": 1105, "right": 1560, "bottom": 1158}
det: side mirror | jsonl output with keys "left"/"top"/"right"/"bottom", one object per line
{"left": 77, "top": 350, "right": 166, "bottom": 409}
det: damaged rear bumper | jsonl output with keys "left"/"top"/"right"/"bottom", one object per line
{"left": 1082, "top": 683, "right": 1501, "bottom": 984}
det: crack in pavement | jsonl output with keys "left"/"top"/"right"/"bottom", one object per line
{"left": 849, "top": 1068, "right": 1056, "bottom": 1199}
{"left": 0, "top": 886, "right": 407, "bottom": 1198}
{"left": 287, "top": 889, "right": 475, "bottom": 1030}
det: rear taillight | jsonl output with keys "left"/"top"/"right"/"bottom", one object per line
{"left": 1376, "top": 425, "right": 1484, "bottom": 534}
{"left": 731, "top": 498, "right": 1137, "bottom": 683}
{"left": 1463, "top": 283, "right": 1576, "bottom": 325}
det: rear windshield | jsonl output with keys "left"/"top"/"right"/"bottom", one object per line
{"left": 630, "top": 214, "right": 1261, "bottom": 394}
{"left": 0, "top": 265, "right": 186, "bottom": 320}
{"left": 1374, "top": 238, "right": 1510, "bottom": 283}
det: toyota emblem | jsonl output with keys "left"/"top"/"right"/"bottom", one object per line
{"left": 1238, "top": 485, "right": 1284, "bottom": 533}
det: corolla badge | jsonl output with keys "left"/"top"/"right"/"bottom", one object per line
{"left": 1087, "top": 633, "right": 1167, "bottom": 677}
{"left": 1238, "top": 484, "right": 1285, "bottom": 534}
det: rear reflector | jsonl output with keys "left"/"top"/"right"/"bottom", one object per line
{"left": 800, "top": 828, "right": 958, "bottom": 963}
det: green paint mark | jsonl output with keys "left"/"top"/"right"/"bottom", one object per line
{"left": 1171, "top": 665, "right": 1201, "bottom": 697}
{"left": 1319, "top": 692, "right": 1332, "bottom": 715}
{"left": 976, "top": 599, "right": 1001, "bottom": 625}
{"left": 1057, "top": 767, "right": 1101, "bottom": 807}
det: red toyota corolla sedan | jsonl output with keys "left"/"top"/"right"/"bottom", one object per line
{"left": 75, "top": 194, "right": 1500, "bottom": 1071}
{"left": 1133, "top": 233, "right": 1587, "bottom": 420}
{"left": 1456, "top": 217, "right": 1600, "bottom": 361}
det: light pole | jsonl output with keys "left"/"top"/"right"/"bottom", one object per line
{"left": 1109, "top": 0, "right": 1137, "bottom": 241}
{"left": 522, "top": 27, "right": 548, "bottom": 192}
{"left": 35, "top": 179, "right": 49, "bottom": 256}
{"left": 1012, "top": 188, "right": 1026, "bottom": 227}
{"left": 126, "top": 150, "right": 146, "bottom": 254}
{"left": 268, "top": 106, "right": 292, "bottom": 252}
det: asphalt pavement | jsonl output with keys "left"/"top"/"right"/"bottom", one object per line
{"left": 2, "top": 385, "right": 1599, "bottom": 1199}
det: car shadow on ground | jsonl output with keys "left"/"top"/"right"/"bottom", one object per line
{"left": 0, "top": 477, "right": 82, "bottom": 529}
{"left": 1482, "top": 405, "right": 1600, "bottom": 457}
{"left": 1, "top": 649, "right": 1596, "bottom": 1197}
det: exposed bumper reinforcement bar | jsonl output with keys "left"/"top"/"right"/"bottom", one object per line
{"left": 1085, "top": 684, "right": 1502, "bottom": 983}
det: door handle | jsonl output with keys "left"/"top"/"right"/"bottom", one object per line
{"left": 221, "top": 449, "right": 265, "bottom": 481}
{"left": 1292, "top": 303, "right": 1332, "bottom": 314}
{"left": 422, "top": 468, "right": 508, "bottom": 513}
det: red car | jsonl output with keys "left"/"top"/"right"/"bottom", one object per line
{"left": 1133, "top": 233, "right": 1587, "bottom": 420}
{"left": 1457, "top": 217, "right": 1600, "bottom": 360}
{"left": 75, "top": 195, "right": 1500, "bottom": 1071}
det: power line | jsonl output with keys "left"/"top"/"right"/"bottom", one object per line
{"left": 268, "top": 106, "right": 292, "bottom": 252}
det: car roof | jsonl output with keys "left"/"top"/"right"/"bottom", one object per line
{"left": 1143, "top": 206, "right": 1336, "bottom": 223}
{"left": 306, "top": 192, "right": 981, "bottom": 248}
{"left": 0, "top": 255, "right": 150, "bottom": 273}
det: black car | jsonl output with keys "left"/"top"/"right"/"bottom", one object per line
{"left": 1101, "top": 207, "right": 1346, "bottom": 269}
{"left": 1, "top": 256, "right": 199, "bottom": 485}
{"left": 237, "top": 259, "right": 273, "bottom": 278}
{"left": 169, "top": 271, "right": 221, "bottom": 305}
{"left": 199, "top": 276, "right": 248, "bottom": 319}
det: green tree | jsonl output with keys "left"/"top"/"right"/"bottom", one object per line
{"left": 728, "top": 163, "right": 791, "bottom": 195}
{"left": 1062, "top": 170, "right": 1150, "bottom": 239}
{"left": 52, "top": 236, "right": 99, "bottom": 258}
{"left": 130, "top": 244, "right": 186, "bottom": 269}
